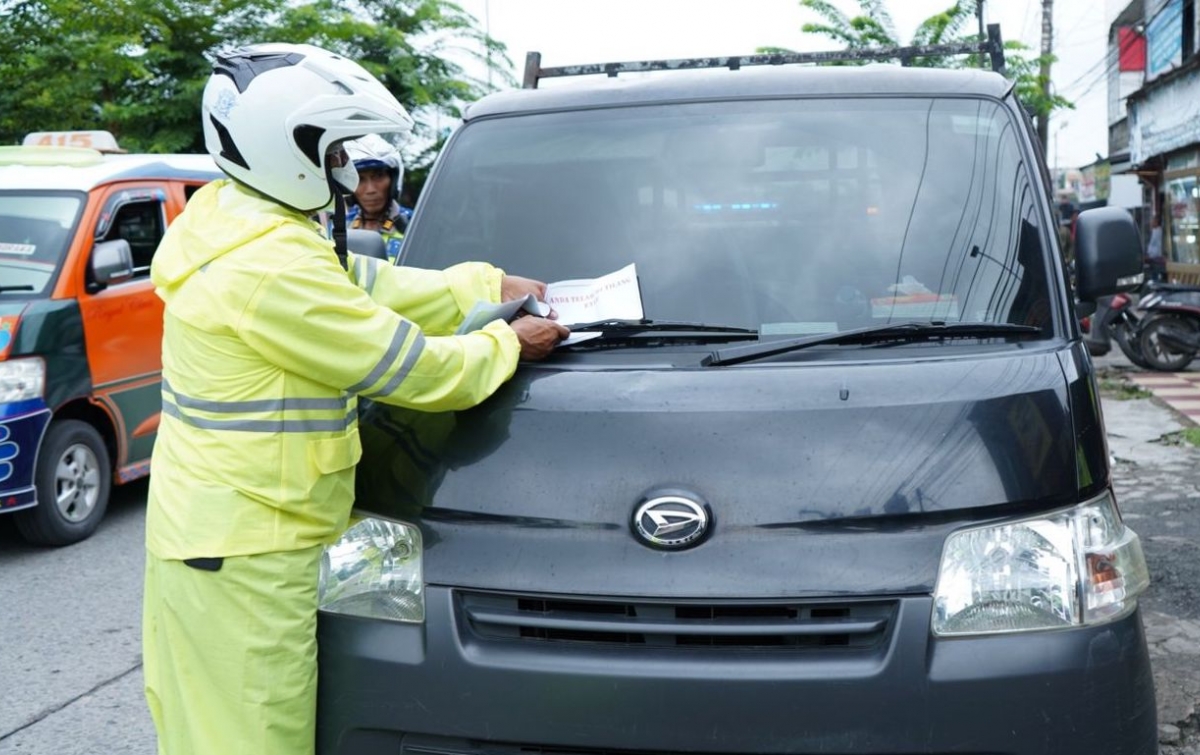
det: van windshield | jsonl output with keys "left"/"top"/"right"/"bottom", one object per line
{"left": 404, "top": 98, "right": 1055, "bottom": 339}
{"left": 0, "top": 191, "right": 84, "bottom": 297}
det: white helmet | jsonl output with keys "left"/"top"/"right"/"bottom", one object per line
{"left": 201, "top": 43, "right": 414, "bottom": 213}
{"left": 344, "top": 133, "right": 404, "bottom": 203}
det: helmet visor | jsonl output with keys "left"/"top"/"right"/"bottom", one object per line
{"left": 326, "top": 143, "right": 359, "bottom": 193}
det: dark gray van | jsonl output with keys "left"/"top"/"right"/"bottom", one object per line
{"left": 317, "top": 41, "right": 1157, "bottom": 755}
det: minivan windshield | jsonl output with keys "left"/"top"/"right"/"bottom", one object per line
{"left": 0, "top": 191, "right": 84, "bottom": 297}
{"left": 404, "top": 97, "right": 1055, "bottom": 340}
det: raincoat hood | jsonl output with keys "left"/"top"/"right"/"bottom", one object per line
{"left": 151, "top": 179, "right": 313, "bottom": 294}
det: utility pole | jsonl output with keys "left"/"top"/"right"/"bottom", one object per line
{"left": 976, "top": 0, "right": 986, "bottom": 68}
{"left": 1038, "top": 0, "right": 1054, "bottom": 155}
{"left": 485, "top": 0, "right": 493, "bottom": 89}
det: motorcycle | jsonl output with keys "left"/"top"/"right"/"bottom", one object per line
{"left": 1080, "top": 288, "right": 1152, "bottom": 368}
{"left": 1136, "top": 286, "right": 1200, "bottom": 372}
{"left": 1105, "top": 291, "right": 1153, "bottom": 369}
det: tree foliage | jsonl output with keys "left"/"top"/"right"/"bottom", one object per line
{"left": 0, "top": 0, "right": 510, "bottom": 174}
{"left": 764, "top": 0, "right": 1072, "bottom": 126}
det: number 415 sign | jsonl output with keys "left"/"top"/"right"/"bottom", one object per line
{"left": 22, "top": 130, "right": 123, "bottom": 153}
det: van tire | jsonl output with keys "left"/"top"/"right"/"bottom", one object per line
{"left": 15, "top": 420, "right": 111, "bottom": 546}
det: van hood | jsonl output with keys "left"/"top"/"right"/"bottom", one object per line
{"left": 355, "top": 350, "right": 1087, "bottom": 598}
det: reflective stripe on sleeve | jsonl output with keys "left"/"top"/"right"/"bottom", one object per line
{"left": 345, "top": 321, "right": 412, "bottom": 394}
{"left": 365, "top": 332, "right": 426, "bottom": 400}
{"left": 352, "top": 255, "right": 380, "bottom": 296}
{"left": 363, "top": 257, "right": 379, "bottom": 295}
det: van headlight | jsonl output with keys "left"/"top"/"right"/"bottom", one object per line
{"left": 318, "top": 517, "right": 423, "bottom": 623}
{"left": 0, "top": 358, "right": 45, "bottom": 403}
{"left": 932, "top": 491, "right": 1148, "bottom": 636}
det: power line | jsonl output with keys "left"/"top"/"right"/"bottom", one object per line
{"left": 1060, "top": 36, "right": 1135, "bottom": 97}
{"left": 1020, "top": 0, "right": 1037, "bottom": 42}
{"left": 1059, "top": 0, "right": 1186, "bottom": 102}
{"left": 1055, "top": 4, "right": 1105, "bottom": 48}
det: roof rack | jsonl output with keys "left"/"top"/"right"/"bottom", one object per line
{"left": 524, "top": 23, "right": 1005, "bottom": 89}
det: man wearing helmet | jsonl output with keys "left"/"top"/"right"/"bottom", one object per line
{"left": 343, "top": 133, "right": 411, "bottom": 261}
{"left": 142, "top": 43, "right": 568, "bottom": 755}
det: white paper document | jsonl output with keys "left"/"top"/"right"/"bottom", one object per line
{"left": 544, "top": 263, "right": 643, "bottom": 326}
{"left": 456, "top": 264, "right": 643, "bottom": 347}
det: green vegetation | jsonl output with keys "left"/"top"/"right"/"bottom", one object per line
{"left": 763, "top": 1, "right": 1073, "bottom": 127}
{"left": 1097, "top": 378, "right": 1153, "bottom": 401}
{"left": 0, "top": 0, "right": 509, "bottom": 189}
{"left": 1156, "top": 428, "right": 1200, "bottom": 447}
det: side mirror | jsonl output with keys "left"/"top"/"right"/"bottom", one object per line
{"left": 1074, "top": 207, "right": 1143, "bottom": 302}
{"left": 91, "top": 239, "right": 134, "bottom": 286}
{"left": 346, "top": 229, "right": 389, "bottom": 262}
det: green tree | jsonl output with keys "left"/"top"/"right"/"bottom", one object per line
{"left": 0, "top": 0, "right": 508, "bottom": 190}
{"left": 764, "top": 0, "right": 1072, "bottom": 133}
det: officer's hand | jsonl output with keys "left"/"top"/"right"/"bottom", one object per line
{"left": 509, "top": 317, "right": 570, "bottom": 361}
{"left": 501, "top": 275, "right": 558, "bottom": 319}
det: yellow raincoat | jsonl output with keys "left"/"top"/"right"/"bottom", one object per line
{"left": 142, "top": 179, "right": 519, "bottom": 755}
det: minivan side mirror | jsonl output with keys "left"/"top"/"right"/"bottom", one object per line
{"left": 346, "top": 229, "right": 389, "bottom": 261}
{"left": 1074, "top": 207, "right": 1144, "bottom": 302}
{"left": 91, "top": 239, "right": 135, "bottom": 286}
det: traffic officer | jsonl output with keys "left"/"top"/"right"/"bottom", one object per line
{"left": 344, "top": 133, "right": 410, "bottom": 261}
{"left": 141, "top": 42, "right": 568, "bottom": 755}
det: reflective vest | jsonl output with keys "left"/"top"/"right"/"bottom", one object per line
{"left": 347, "top": 201, "right": 409, "bottom": 261}
{"left": 146, "top": 180, "right": 519, "bottom": 559}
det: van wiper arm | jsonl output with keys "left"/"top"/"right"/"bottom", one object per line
{"left": 560, "top": 319, "right": 759, "bottom": 350}
{"left": 569, "top": 318, "right": 758, "bottom": 334}
{"left": 703, "top": 322, "right": 1042, "bottom": 367}
{"left": 0, "top": 285, "right": 34, "bottom": 293}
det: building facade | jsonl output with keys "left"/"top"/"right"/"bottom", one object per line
{"left": 1115, "top": 0, "right": 1200, "bottom": 264}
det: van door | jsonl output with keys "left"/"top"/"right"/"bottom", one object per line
{"left": 75, "top": 184, "right": 175, "bottom": 482}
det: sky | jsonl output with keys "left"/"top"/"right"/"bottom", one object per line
{"left": 452, "top": 0, "right": 1111, "bottom": 170}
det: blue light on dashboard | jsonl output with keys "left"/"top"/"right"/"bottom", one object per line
{"left": 693, "top": 202, "right": 779, "bottom": 212}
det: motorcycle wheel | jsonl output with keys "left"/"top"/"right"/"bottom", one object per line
{"left": 1110, "top": 319, "right": 1153, "bottom": 369}
{"left": 1138, "top": 315, "right": 1199, "bottom": 372}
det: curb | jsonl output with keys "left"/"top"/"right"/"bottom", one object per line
{"left": 1128, "top": 372, "right": 1200, "bottom": 426}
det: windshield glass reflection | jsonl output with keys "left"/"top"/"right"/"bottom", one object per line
{"left": 405, "top": 98, "right": 1053, "bottom": 339}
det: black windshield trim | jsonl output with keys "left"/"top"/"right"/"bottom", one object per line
{"left": 568, "top": 318, "right": 758, "bottom": 334}
{"left": 703, "top": 322, "right": 1042, "bottom": 367}
{"left": 561, "top": 331, "right": 760, "bottom": 351}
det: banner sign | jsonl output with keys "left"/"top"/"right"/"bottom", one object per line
{"left": 1146, "top": 0, "right": 1183, "bottom": 80}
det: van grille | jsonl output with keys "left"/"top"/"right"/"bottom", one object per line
{"left": 458, "top": 592, "right": 895, "bottom": 649}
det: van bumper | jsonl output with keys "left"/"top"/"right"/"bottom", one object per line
{"left": 0, "top": 400, "right": 50, "bottom": 513}
{"left": 317, "top": 589, "right": 1158, "bottom": 755}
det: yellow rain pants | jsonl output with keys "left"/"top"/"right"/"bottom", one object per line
{"left": 143, "top": 545, "right": 324, "bottom": 755}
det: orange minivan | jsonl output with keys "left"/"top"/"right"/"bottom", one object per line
{"left": 0, "top": 131, "right": 220, "bottom": 545}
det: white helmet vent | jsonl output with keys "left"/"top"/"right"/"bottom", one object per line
{"left": 201, "top": 43, "right": 414, "bottom": 213}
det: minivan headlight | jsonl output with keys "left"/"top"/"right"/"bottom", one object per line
{"left": 318, "top": 517, "right": 423, "bottom": 623}
{"left": 0, "top": 358, "right": 45, "bottom": 403}
{"left": 932, "top": 491, "right": 1148, "bottom": 636}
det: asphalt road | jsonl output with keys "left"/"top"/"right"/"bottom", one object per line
{"left": 0, "top": 480, "right": 155, "bottom": 755}
{"left": 1, "top": 389, "right": 1198, "bottom": 754}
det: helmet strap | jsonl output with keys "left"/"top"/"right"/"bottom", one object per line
{"left": 332, "top": 192, "right": 349, "bottom": 270}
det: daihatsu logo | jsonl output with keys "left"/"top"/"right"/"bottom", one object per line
{"left": 633, "top": 495, "right": 710, "bottom": 549}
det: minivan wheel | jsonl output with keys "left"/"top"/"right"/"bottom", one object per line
{"left": 15, "top": 420, "right": 112, "bottom": 546}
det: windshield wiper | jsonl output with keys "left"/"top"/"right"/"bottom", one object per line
{"left": 703, "top": 321, "right": 1042, "bottom": 367}
{"left": 569, "top": 318, "right": 758, "bottom": 334}
{"left": 0, "top": 285, "right": 34, "bottom": 293}
{"left": 560, "top": 319, "right": 759, "bottom": 349}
